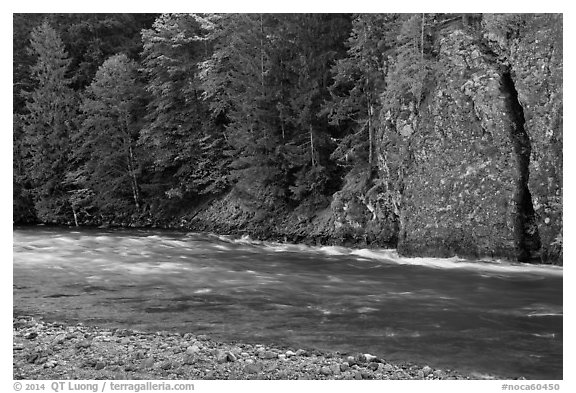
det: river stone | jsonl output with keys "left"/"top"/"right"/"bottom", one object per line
{"left": 258, "top": 350, "right": 277, "bottom": 359}
{"left": 120, "top": 337, "right": 131, "bottom": 345}
{"left": 330, "top": 364, "right": 341, "bottom": 375}
{"left": 353, "top": 370, "right": 362, "bottom": 380}
{"left": 141, "top": 358, "right": 155, "bottom": 369}
{"left": 186, "top": 345, "right": 200, "bottom": 355}
{"left": 26, "top": 352, "right": 40, "bottom": 364}
{"left": 278, "top": 354, "right": 287, "bottom": 361}
{"left": 226, "top": 351, "right": 237, "bottom": 362}
{"left": 285, "top": 350, "right": 296, "bottom": 358}
{"left": 422, "top": 365, "right": 433, "bottom": 377}
{"left": 368, "top": 362, "right": 380, "bottom": 371}
{"left": 245, "top": 363, "right": 262, "bottom": 374}
{"left": 340, "top": 362, "right": 350, "bottom": 372}
{"left": 160, "top": 360, "right": 173, "bottom": 370}
{"left": 24, "top": 331, "right": 38, "bottom": 340}
{"left": 295, "top": 349, "right": 307, "bottom": 357}
{"left": 53, "top": 334, "right": 66, "bottom": 344}
{"left": 76, "top": 340, "right": 92, "bottom": 349}
{"left": 320, "top": 366, "right": 332, "bottom": 376}
{"left": 182, "top": 354, "right": 196, "bottom": 365}
{"left": 43, "top": 360, "right": 57, "bottom": 368}
{"left": 95, "top": 361, "right": 106, "bottom": 370}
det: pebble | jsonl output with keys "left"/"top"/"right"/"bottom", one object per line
{"left": 320, "top": 366, "right": 332, "bottom": 376}
{"left": 186, "top": 345, "right": 200, "bottom": 355}
{"left": 330, "top": 364, "right": 341, "bottom": 375}
{"left": 76, "top": 340, "right": 92, "bottom": 349}
{"left": 43, "top": 360, "right": 57, "bottom": 368}
{"left": 141, "top": 358, "right": 155, "bottom": 369}
{"left": 160, "top": 360, "right": 172, "bottom": 370}
{"left": 258, "top": 350, "right": 277, "bottom": 359}
{"left": 353, "top": 370, "right": 362, "bottom": 380}
{"left": 364, "top": 354, "right": 378, "bottom": 362}
{"left": 295, "top": 349, "right": 307, "bottom": 356}
{"left": 340, "top": 362, "right": 350, "bottom": 372}
{"left": 24, "top": 332, "right": 38, "bottom": 340}
{"left": 182, "top": 353, "right": 195, "bottom": 365}
{"left": 95, "top": 361, "right": 105, "bottom": 370}
{"left": 422, "top": 365, "right": 433, "bottom": 377}
{"left": 53, "top": 334, "right": 66, "bottom": 344}
{"left": 245, "top": 363, "right": 262, "bottom": 374}
{"left": 368, "top": 362, "right": 379, "bottom": 371}
{"left": 285, "top": 350, "right": 296, "bottom": 358}
{"left": 26, "top": 353, "right": 40, "bottom": 364}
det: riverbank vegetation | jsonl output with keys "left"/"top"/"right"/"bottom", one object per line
{"left": 13, "top": 13, "right": 562, "bottom": 263}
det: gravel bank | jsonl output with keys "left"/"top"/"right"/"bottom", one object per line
{"left": 13, "top": 315, "right": 477, "bottom": 380}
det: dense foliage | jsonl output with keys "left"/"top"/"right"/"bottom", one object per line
{"left": 13, "top": 12, "right": 562, "bottom": 263}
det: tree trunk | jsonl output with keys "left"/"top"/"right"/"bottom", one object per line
{"left": 127, "top": 143, "right": 140, "bottom": 211}
{"left": 72, "top": 205, "right": 79, "bottom": 227}
{"left": 421, "top": 13, "right": 425, "bottom": 59}
{"left": 260, "top": 14, "right": 265, "bottom": 89}
{"left": 368, "top": 98, "right": 374, "bottom": 166}
{"left": 309, "top": 124, "right": 316, "bottom": 167}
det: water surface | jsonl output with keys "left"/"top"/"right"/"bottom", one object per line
{"left": 13, "top": 227, "right": 563, "bottom": 379}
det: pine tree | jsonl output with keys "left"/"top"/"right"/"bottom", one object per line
{"left": 278, "top": 14, "right": 351, "bottom": 202}
{"left": 77, "top": 54, "right": 146, "bottom": 215}
{"left": 199, "top": 13, "right": 284, "bottom": 206}
{"left": 21, "top": 21, "right": 77, "bottom": 222}
{"left": 140, "top": 13, "right": 229, "bottom": 203}
{"left": 326, "top": 14, "right": 398, "bottom": 169}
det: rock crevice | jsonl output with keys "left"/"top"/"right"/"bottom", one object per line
{"left": 500, "top": 68, "right": 541, "bottom": 261}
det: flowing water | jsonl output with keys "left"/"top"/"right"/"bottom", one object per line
{"left": 13, "top": 227, "right": 563, "bottom": 379}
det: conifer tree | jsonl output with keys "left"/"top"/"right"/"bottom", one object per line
{"left": 21, "top": 21, "right": 77, "bottom": 222}
{"left": 77, "top": 54, "right": 146, "bottom": 214}
{"left": 140, "top": 13, "right": 229, "bottom": 202}
{"left": 199, "top": 13, "right": 283, "bottom": 205}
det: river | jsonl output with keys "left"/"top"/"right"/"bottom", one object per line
{"left": 12, "top": 227, "right": 563, "bottom": 379}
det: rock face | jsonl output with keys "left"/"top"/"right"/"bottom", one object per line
{"left": 499, "top": 15, "right": 563, "bottom": 262}
{"left": 185, "top": 15, "right": 561, "bottom": 264}
{"left": 393, "top": 16, "right": 561, "bottom": 262}
{"left": 395, "top": 28, "right": 533, "bottom": 260}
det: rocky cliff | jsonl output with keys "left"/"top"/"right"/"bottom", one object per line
{"left": 16, "top": 14, "right": 561, "bottom": 264}
{"left": 186, "top": 15, "right": 562, "bottom": 263}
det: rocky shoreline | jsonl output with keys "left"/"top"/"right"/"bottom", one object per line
{"left": 13, "top": 315, "right": 486, "bottom": 381}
